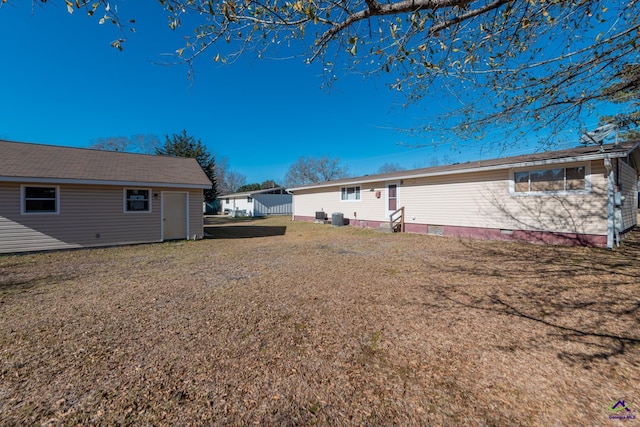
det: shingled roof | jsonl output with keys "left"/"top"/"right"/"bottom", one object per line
{"left": 0, "top": 140, "right": 212, "bottom": 189}
{"left": 289, "top": 141, "right": 640, "bottom": 191}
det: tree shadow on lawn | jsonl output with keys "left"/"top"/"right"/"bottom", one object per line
{"left": 422, "top": 229, "right": 640, "bottom": 366}
{"left": 0, "top": 270, "right": 84, "bottom": 296}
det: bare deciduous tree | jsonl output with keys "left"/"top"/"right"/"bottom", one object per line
{"left": 90, "top": 134, "right": 159, "bottom": 153}
{"left": 285, "top": 156, "right": 349, "bottom": 187}
{"left": 376, "top": 162, "right": 406, "bottom": 174}
{"left": 25, "top": 1, "right": 640, "bottom": 144}
{"left": 599, "top": 64, "right": 640, "bottom": 141}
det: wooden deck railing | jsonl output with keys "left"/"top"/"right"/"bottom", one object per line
{"left": 389, "top": 206, "right": 405, "bottom": 233}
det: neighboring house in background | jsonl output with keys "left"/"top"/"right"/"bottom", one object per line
{"left": 221, "top": 187, "right": 292, "bottom": 217}
{"left": 289, "top": 142, "right": 640, "bottom": 248}
{"left": 0, "top": 140, "right": 212, "bottom": 254}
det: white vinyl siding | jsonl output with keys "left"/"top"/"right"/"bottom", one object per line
{"left": 293, "top": 160, "right": 610, "bottom": 236}
{"left": 225, "top": 196, "right": 253, "bottom": 215}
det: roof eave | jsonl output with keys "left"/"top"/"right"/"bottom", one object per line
{"left": 221, "top": 187, "right": 285, "bottom": 198}
{"left": 0, "top": 176, "right": 212, "bottom": 189}
{"left": 288, "top": 148, "right": 635, "bottom": 192}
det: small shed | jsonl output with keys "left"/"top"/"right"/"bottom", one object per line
{"left": 0, "top": 140, "right": 212, "bottom": 253}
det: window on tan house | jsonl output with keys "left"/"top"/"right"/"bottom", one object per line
{"left": 341, "top": 186, "right": 360, "bottom": 201}
{"left": 22, "top": 186, "right": 59, "bottom": 213}
{"left": 514, "top": 166, "right": 586, "bottom": 193}
{"left": 125, "top": 189, "right": 151, "bottom": 212}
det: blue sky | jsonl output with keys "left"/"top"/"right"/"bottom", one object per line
{"left": 0, "top": 2, "right": 608, "bottom": 184}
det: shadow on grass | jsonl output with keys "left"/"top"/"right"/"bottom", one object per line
{"left": 0, "top": 272, "right": 80, "bottom": 296}
{"left": 203, "top": 215, "right": 269, "bottom": 226}
{"left": 203, "top": 216, "right": 288, "bottom": 239}
{"left": 204, "top": 225, "right": 287, "bottom": 239}
{"left": 422, "top": 227, "right": 640, "bottom": 366}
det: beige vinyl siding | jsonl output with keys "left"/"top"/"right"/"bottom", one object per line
{"left": 618, "top": 159, "right": 638, "bottom": 230}
{"left": 188, "top": 189, "right": 205, "bottom": 239}
{"left": 0, "top": 183, "right": 72, "bottom": 253}
{"left": 402, "top": 162, "right": 607, "bottom": 235}
{"left": 0, "top": 183, "right": 205, "bottom": 254}
{"left": 293, "top": 160, "right": 610, "bottom": 235}
{"left": 294, "top": 182, "right": 385, "bottom": 221}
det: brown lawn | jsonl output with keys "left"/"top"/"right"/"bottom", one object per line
{"left": 1, "top": 217, "right": 638, "bottom": 426}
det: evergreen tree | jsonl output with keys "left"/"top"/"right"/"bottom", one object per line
{"left": 237, "top": 183, "right": 262, "bottom": 192}
{"left": 156, "top": 130, "right": 217, "bottom": 202}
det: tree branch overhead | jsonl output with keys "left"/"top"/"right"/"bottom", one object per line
{"left": 31, "top": 0, "right": 640, "bottom": 143}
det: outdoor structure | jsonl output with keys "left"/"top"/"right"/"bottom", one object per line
{"left": 289, "top": 142, "right": 640, "bottom": 248}
{"left": 221, "top": 187, "right": 292, "bottom": 217}
{"left": 0, "top": 140, "right": 212, "bottom": 254}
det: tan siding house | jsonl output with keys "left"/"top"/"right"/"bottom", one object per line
{"left": 0, "top": 140, "right": 212, "bottom": 254}
{"left": 289, "top": 142, "right": 640, "bottom": 248}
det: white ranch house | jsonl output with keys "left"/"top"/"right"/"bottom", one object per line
{"left": 289, "top": 142, "right": 640, "bottom": 248}
{"left": 221, "top": 187, "right": 292, "bottom": 217}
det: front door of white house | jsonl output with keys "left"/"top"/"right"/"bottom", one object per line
{"left": 163, "top": 192, "right": 188, "bottom": 240}
{"left": 386, "top": 183, "right": 399, "bottom": 219}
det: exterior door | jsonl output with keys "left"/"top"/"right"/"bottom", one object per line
{"left": 163, "top": 192, "right": 188, "bottom": 240}
{"left": 386, "top": 183, "right": 398, "bottom": 218}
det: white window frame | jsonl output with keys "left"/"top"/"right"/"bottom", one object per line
{"left": 123, "top": 188, "right": 152, "bottom": 213}
{"left": 509, "top": 163, "right": 591, "bottom": 196}
{"left": 340, "top": 185, "right": 361, "bottom": 201}
{"left": 21, "top": 185, "right": 60, "bottom": 214}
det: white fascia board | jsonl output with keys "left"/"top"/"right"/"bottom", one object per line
{"left": 222, "top": 187, "right": 284, "bottom": 198}
{"left": 222, "top": 191, "right": 255, "bottom": 199}
{"left": 288, "top": 151, "right": 630, "bottom": 192}
{"left": 0, "top": 176, "right": 211, "bottom": 189}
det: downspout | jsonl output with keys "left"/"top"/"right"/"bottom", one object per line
{"left": 286, "top": 189, "right": 294, "bottom": 221}
{"left": 605, "top": 155, "right": 615, "bottom": 249}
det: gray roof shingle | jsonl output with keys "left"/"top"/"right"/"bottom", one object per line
{"left": 289, "top": 141, "right": 640, "bottom": 191}
{"left": 0, "top": 140, "right": 212, "bottom": 188}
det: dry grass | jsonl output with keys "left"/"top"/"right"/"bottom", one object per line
{"left": 1, "top": 217, "right": 639, "bottom": 426}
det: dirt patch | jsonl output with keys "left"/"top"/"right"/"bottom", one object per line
{"left": 1, "top": 217, "right": 638, "bottom": 425}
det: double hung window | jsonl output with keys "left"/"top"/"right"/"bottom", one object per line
{"left": 22, "top": 186, "right": 58, "bottom": 213}
{"left": 341, "top": 186, "right": 360, "bottom": 201}
{"left": 125, "top": 189, "right": 151, "bottom": 212}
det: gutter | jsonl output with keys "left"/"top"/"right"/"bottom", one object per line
{"left": 288, "top": 147, "right": 639, "bottom": 192}
{"left": 286, "top": 188, "right": 295, "bottom": 221}
{"left": 0, "top": 176, "right": 212, "bottom": 189}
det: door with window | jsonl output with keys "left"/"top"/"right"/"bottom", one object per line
{"left": 386, "top": 183, "right": 399, "bottom": 218}
{"left": 163, "top": 192, "right": 188, "bottom": 240}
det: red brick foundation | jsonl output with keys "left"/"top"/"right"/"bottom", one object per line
{"left": 293, "top": 215, "right": 607, "bottom": 247}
